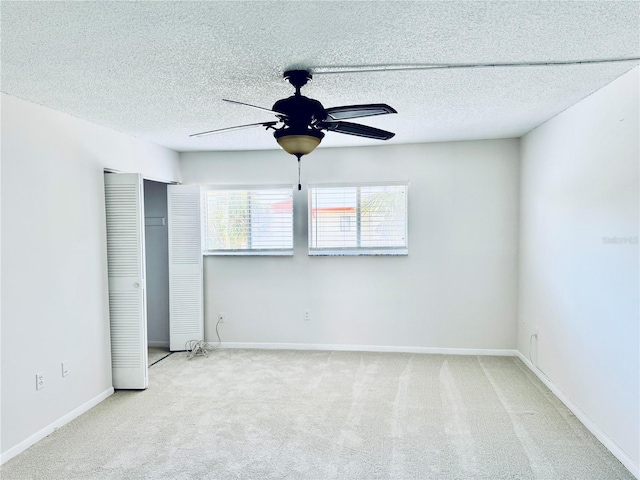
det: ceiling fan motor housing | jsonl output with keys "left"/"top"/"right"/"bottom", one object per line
{"left": 272, "top": 95, "right": 326, "bottom": 130}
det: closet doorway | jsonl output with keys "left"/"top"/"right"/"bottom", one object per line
{"left": 105, "top": 174, "right": 202, "bottom": 389}
{"left": 143, "top": 179, "right": 172, "bottom": 367}
{"left": 104, "top": 173, "right": 172, "bottom": 390}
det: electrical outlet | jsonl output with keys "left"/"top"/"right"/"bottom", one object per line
{"left": 36, "top": 372, "right": 44, "bottom": 390}
{"left": 304, "top": 310, "right": 311, "bottom": 321}
{"left": 62, "top": 361, "right": 70, "bottom": 377}
{"left": 218, "top": 312, "right": 226, "bottom": 323}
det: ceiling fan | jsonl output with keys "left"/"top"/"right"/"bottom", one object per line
{"left": 190, "top": 70, "right": 397, "bottom": 188}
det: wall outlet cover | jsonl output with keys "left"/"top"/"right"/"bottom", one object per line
{"left": 36, "top": 372, "right": 44, "bottom": 390}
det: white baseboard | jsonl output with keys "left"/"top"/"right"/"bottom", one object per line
{"left": 516, "top": 352, "right": 639, "bottom": 479}
{"left": 219, "top": 342, "right": 519, "bottom": 357}
{"left": 0, "top": 387, "right": 114, "bottom": 466}
{"left": 148, "top": 340, "right": 170, "bottom": 348}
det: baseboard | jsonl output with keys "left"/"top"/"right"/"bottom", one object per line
{"left": 516, "top": 351, "right": 639, "bottom": 479}
{"left": 0, "top": 387, "right": 114, "bottom": 465}
{"left": 148, "top": 340, "right": 170, "bottom": 348}
{"left": 220, "top": 342, "right": 518, "bottom": 357}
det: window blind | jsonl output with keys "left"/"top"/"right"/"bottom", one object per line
{"left": 202, "top": 186, "right": 293, "bottom": 255}
{"left": 308, "top": 183, "right": 408, "bottom": 255}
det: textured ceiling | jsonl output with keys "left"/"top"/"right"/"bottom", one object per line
{"left": 1, "top": 1, "right": 638, "bottom": 152}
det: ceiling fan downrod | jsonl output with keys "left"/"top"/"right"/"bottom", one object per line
{"left": 283, "top": 70, "right": 312, "bottom": 96}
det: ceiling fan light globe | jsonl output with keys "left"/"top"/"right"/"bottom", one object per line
{"left": 276, "top": 135, "right": 321, "bottom": 155}
{"left": 274, "top": 129, "right": 324, "bottom": 156}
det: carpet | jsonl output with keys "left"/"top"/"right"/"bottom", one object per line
{"left": 0, "top": 350, "right": 634, "bottom": 479}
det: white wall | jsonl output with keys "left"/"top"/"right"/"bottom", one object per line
{"left": 180, "top": 139, "right": 520, "bottom": 350}
{"left": 0, "top": 94, "right": 181, "bottom": 459}
{"left": 518, "top": 67, "right": 639, "bottom": 469}
{"left": 144, "top": 180, "right": 170, "bottom": 347}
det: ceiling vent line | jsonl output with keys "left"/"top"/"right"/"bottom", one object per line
{"left": 310, "top": 56, "right": 640, "bottom": 75}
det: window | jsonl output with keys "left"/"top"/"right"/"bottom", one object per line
{"left": 202, "top": 186, "right": 293, "bottom": 255}
{"left": 308, "top": 183, "right": 408, "bottom": 255}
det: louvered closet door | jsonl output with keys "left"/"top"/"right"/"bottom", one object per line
{"left": 167, "top": 185, "right": 203, "bottom": 351}
{"left": 104, "top": 173, "right": 148, "bottom": 389}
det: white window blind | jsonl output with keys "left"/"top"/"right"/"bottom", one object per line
{"left": 308, "top": 183, "right": 408, "bottom": 255}
{"left": 202, "top": 186, "right": 293, "bottom": 255}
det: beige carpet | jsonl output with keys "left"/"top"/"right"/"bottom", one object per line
{"left": 0, "top": 350, "right": 634, "bottom": 479}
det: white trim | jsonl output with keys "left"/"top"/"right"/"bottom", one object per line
{"left": 0, "top": 387, "right": 114, "bottom": 465}
{"left": 219, "top": 342, "right": 518, "bottom": 356}
{"left": 200, "top": 184, "right": 294, "bottom": 191}
{"left": 103, "top": 168, "right": 175, "bottom": 185}
{"left": 147, "top": 341, "right": 170, "bottom": 348}
{"left": 516, "top": 351, "right": 639, "bottom": 479}
{"left": 308, "top": 180, "right": 410, "bottom": 188}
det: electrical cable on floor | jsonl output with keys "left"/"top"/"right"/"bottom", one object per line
{"left": 185, "top": 317, "right": 222, "bottom": 360}
{"left": 527, "top": 331, "right": 552, "bottom": 385}
{"left": 529, "top": 332, "right": 538, "bottom": 366}
{"left": 149, "top": 352, "right": 173, "bottom": 367}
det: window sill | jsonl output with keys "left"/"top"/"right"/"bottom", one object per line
{"left": 203, "top": 250, "right": 294, "bottom": 257}
{"left": 309, "top": 249, "right": 408, "bottom": 256}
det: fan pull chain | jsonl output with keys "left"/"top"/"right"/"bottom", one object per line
{"left": 296, "top": 155, "right": 302, "bottom": 191}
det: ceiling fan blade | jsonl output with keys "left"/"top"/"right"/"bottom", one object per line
{"left": 324, "top": 104, "right": 397, "bottom": 121}
{"left": 190, "top": 121, "right": 277, "bottom": 138}
{"left": 317, "top": 121, "right": 395, "bottom": 140}
{"left": 223, "top": 99, "right": 285, "bottom": 116}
